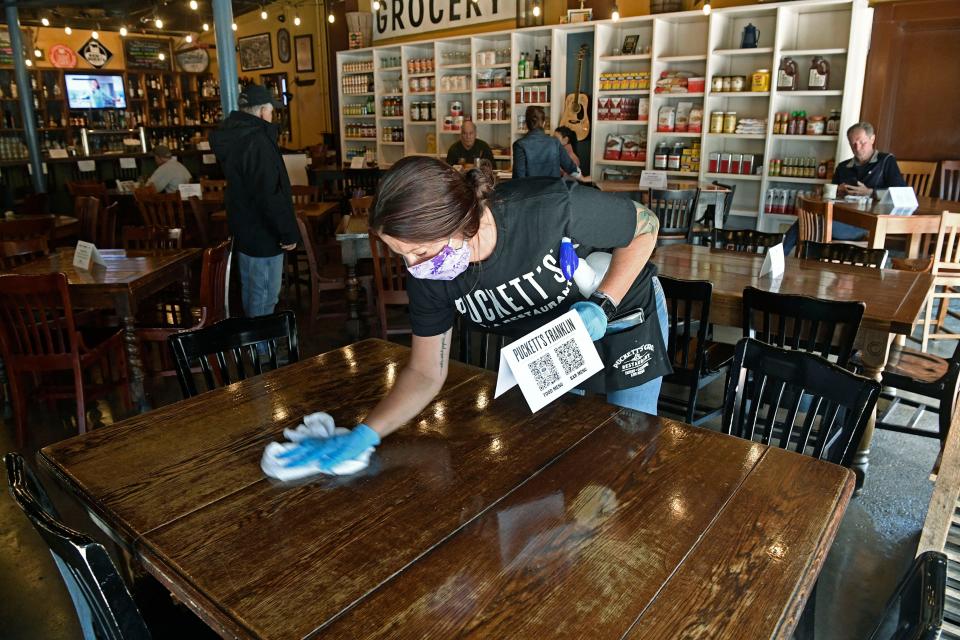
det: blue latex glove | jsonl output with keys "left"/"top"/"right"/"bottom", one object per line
{"left": 559, "top": 237, "right": 578, "bottom": 281}
{"left": 571, "top": 301, "right": 608, "bottom": 341}
{"left": 279, "top": 423, "right": 380, "bottom": 470}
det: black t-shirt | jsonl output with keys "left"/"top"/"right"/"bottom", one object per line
{"left": 445, "top": 139, "right": 495, "bottom": 166}
{"left": 406, "top": 178, "right": 656, "bottom": 338}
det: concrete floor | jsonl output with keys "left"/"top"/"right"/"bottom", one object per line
{"left": 0, "top": 301, "right": 948, "bottom": 639}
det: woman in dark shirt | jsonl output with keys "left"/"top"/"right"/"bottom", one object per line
{"left": 282, "top": 157, "right": 669, "bottom": 471}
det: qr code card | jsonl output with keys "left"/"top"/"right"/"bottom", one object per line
{"left": 494, "top": 310, "right": 604, "bottom": 412}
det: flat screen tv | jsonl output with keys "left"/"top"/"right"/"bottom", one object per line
{"left": 65, "top": 74, "right": 127, "bottom": 109}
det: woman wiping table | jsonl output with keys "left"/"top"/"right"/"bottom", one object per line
{"left": 281, "top": 157, "right": 670, "bottom": 472}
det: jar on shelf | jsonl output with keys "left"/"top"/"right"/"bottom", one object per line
{"left": 730, "top": 75, "right": 746, "bottom": 92}
{"left": 723, "top": 111, "right": 737, "bottom": 134}
{"left": 826, "top": 109, "right": 841, "bottom": 135}
{"left": 751, "top": 69, "right": 770, "bottom": 92}
{"left": 777, "top": 57, "right": 798, "bottom": 91}
{"left": 807, "top": 115, "right": 826, "bottom": 136}
{"left": 709, "top": 111, "right": 724, "bottom": 133}
{"left": 711, "top": 76, "right": 724, "bottom": 93}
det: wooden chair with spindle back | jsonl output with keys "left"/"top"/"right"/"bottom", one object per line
{"left": 0, "top": 273, "right": 130, "bottom": 445}
{"left": 66, "top": 180, "right": 112, "bottom": 208}
{"left": 795, "top": 195, "right": 833, "bottom": 256}
{"left": 801, "top": 240, "right": 889, "bottom": 269}
{"left": 368, "top": 231, "right": 411, "bottom": 340}
{"left": 134, "top": 189, "right": 186, "bottom": 229}
{"left": 200, "top": 179, "right": 227, "bottom": 203}
{"left": 350, "top": 196, "right": 374, "bottom": 217}
{"left": 941, "top": 160, "right": 960, "bottom": 201}
{"left": 648, "top": 188, "right": 700, "bottom": 245}
{"left": 899, "top": 161, "right": 938, "bottom": 198}
{"left": 712, "top": 228, "right": 784, "bottom": 254}
{"left": 122, "top": 226, "right": 184, "bottom": 251}
{"left": 922, "top": 211, "right": 960, "bottom": 352}
{"left": 74, "top": 196, "right": 100, "bottom": 244}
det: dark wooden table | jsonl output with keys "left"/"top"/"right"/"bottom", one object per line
{"left": 830, "top": 195, "right": 960, "bottom": 257}
{"left": 2, "top": 214, "right": 80, "bottom": 240}
{"left": 210, "top": 201, "right": 340, "bottom": 224}
{"left": 651, "top": 244, "right": 934, "bottom": 487}
{"left": 40, "top": 339, "right": 854, "bottom": 639}
{"left": 9, "top": 247, "right": 200, "bottom": 411}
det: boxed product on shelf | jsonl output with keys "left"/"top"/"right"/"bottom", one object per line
{"left": 621, "top": 134, "right": 644, "bottom": 162}
{"left": 599, "top": 72, "right": 650, "bottom": 91}
{"left": 604, "top": 133, "right": 624, "bottom": 160}
{"left": 675, "top": 102, "right": 693, "bottom": 132}
{"left": 689, "top": 105, "right": 703, "bottom": 132}
{"left": 657, "top": 105, "right": 676, "bottom": 132}
{"left": 655, "top": 71, "right": 693, "bottom": 94}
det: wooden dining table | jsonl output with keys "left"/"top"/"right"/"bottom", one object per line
{"left": 651, "top": 244, "right": 934, "bottom": 489}
{"left": 1, "top": 214, "right": 80, "bottom": 240}
{"left": 209, "top": 200, "right": 340, "bottom": 224}
{"left": 7, "top": 247, "right": 200, "bottom": 411}
{"left": 39, "top": 339, "right": 853, "bottom": 640}
{"left": 831, "top": 195, "right": 960, "bottom": 257}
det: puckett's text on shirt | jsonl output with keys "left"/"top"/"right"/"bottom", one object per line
{"left": 454, "top": 252, "right": 572, "bottom": 327}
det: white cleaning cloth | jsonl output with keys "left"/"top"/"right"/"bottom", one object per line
{"left": 261, "top": 412, "right": 373, "bottom": 481}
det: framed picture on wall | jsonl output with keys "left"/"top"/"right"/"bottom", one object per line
{"left": 238, "top": 32, "right": 273, "bottom": 71}
{"left": 277, "top": 28, "right": 291, "bottom": 64}
{"left": 294, "top": 34, "right": 314, "bottom": 73}
{"left": 621, "top": 35, "right": 639, "bottom": 55}
{"left": 566, "top": 8, "right": 592, "bottom": 23}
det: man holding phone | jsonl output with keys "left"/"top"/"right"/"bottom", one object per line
{"left": 782, "top": 121, "right": 906, "bottom": 254}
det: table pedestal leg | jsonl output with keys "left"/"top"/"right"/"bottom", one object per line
{"left": 117, "top": 295, "right": 150, "bottom": 413}
{"left": 852, "top": 328, "right": 894, "bottom": 493}
{"left": 344, "top": 263, "right": 363, "bottom": 342}
{"left": 0, "top": 355, "right": 11, "bottom": 420}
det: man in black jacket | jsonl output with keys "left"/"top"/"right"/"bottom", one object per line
{"left": 210, "top": 84, "right": 299, "bottom": 319}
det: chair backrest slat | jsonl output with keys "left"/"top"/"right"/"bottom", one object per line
{"left": 649, "top": 188, "right": 699, "bottom": 243}
{"left": 722, "top": 338, "right": 881, "bottom": 467}
{"left": 796, "top": 196, "right": 833, "bottom": 255}
{"left": 168, "top": 311, "right": 299, "bottom": 398}
{"left": 801, "top": 240, "right": 888, "bottom": 269}
{"left": 941, "top": 160, "right": 960, "bottom": 201}
{"left": 712, "top": 228, "right": 784, "bottom": 254}
{"left": 742, "top": 286, "right": 864, "bottom": 366}
{"left": 898, "top": 160, "right": 938, "bottom": 198}
{"left": 0, "top": 273, "right": 77, "bottom": 358}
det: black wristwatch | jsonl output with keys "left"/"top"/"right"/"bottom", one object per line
{"left": 589, "top": 291, "right": 618, "bottom": 321}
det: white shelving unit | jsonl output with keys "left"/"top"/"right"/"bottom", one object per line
{"left": 337, "top": 0, "right": 872, "bottom": 227}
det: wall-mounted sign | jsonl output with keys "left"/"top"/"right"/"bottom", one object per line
{"left": 124, "top": 38, "right": 172, "bottom": 70}
{"left": 79, "top": 38, "right": 113, "bottom": 69}
{"left": 175, "top": 43, "right": 210, "bottom": 73}
{"left": 373, "top": 0, "right": 515, "bottom": 41}
{"left": 50, "top": 44, "right": 78, "bottom": 68}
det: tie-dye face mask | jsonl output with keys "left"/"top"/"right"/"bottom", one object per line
{"left": 405, "top": 239, "right": 472, "bottom": 280}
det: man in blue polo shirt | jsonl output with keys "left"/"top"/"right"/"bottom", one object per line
{"left": 782, "top": 122, "right": 906, "bottom": 254}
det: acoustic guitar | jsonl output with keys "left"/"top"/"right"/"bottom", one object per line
{"left": 560, "top": 44, "right": 590, "bottom": 141}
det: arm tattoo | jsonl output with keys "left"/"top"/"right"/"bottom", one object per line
{"left": 635, "top": 204, "right": 660, "bottom": 237}
{"left": 439, "top": 334, "right": 447, "bottom": 369}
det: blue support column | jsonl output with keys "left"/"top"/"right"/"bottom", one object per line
{"left": 212, "top": 0, "right": 238, "bottom": 116}
{"left": 4, "top": 3, "right": 45, "bottom": 192}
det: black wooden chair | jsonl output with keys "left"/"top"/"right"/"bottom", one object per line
{"left": 868, "top": 550, "right": 946, "bottom": 640}
{"left": 801, "top": 240, "right": 889, "bottom": 269}
{"left": 168, "top": 311, "right": 300, "bottom": 399}
{"left": 722, "top": 338, "right": 880, "bottom": 467}
{"left": 648, "top": 188, "right": 699, "bottom": 245}
{"left": 454, "top": 316, "right": 507, "bottom": 372}
{"left": 657, "top": 275, "right": 733, "bottom": 425}
{"left": 742, "top": 286, "right": 865, "bottom": 366}
{"left": 4, "top": 452, "right": 151, "bottom": 640}
{"left": 712, "top": 228, "right": 784, "bottom": 254}
{"left": 690, "top": 181, "right": 737, "bottom": 246}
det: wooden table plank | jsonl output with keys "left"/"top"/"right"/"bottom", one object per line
{"left": 651, "top": 244, "right": 933, "bottom": 334}
{"left": 318, "top": 416, "right": 768, "bottom": 640}
{"left": 626, "top": 447, "right": 853, "bottom": 639}
{"left": 40, "top": 340, "right": 480, "bottom": 540}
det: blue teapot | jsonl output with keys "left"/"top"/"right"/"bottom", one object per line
{"left": 741, "top": 23, "right": 760, "bottom": 49}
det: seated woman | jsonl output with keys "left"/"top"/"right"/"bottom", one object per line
{"left": 513, "top": 106, "right": 581, "bottom": 179}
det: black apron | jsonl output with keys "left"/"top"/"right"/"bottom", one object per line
{"left": 578, "top": 296, "right": 673, "bottom": 393}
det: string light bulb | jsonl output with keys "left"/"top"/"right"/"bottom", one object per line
{"left": 261, "top": 8, "right": 268, "bottom": 19}
{"left": 293, "top": 15, "right": 301, "bottom": 26}
{"left": 701, "top": 1, "right": 711, "bottom": 14}
{"left": 189, "top": 0, "right": 198, "bottom": 9}
{"left": 92, "top": 30, "right": 99, "bottom": 40}
{"left": 232, "top": 22, "right": 238, "bottom": 31}
{"left": 155, "top": 17, "right": 164, "bottom": 28}
{"left": 158, "top": 52, "right": 166, "bottom": 61}
{"left": 41, "top": 17, "right": 50, "bottom": 26}
{"left": 34, "top": 48, "right": 42, "bottom": 58}
{"left": 611, "top": 3, "right": 620, "bottom": 20}
{"left": 328, "top": 12, "right": 335, "bottom": 23}
{"left": 532, "top": 2, "right": 540, "bottom": 17}
{"left": 25, "top": 58, "right": 32, "bottom": 67}
{"left": 64, "top": 25, "right": 72, "bottom": 35}
{"left": 120, "top": 25, "right": 128, "bottom": 36}
{"left": 202, "top": 22, "right": 209, "bottom": 31}
{"left": 185, "top": 34, "right": 193, "bottom": 43}
{"left": 372, "top": 0, "right": 380, "bottom": 10}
